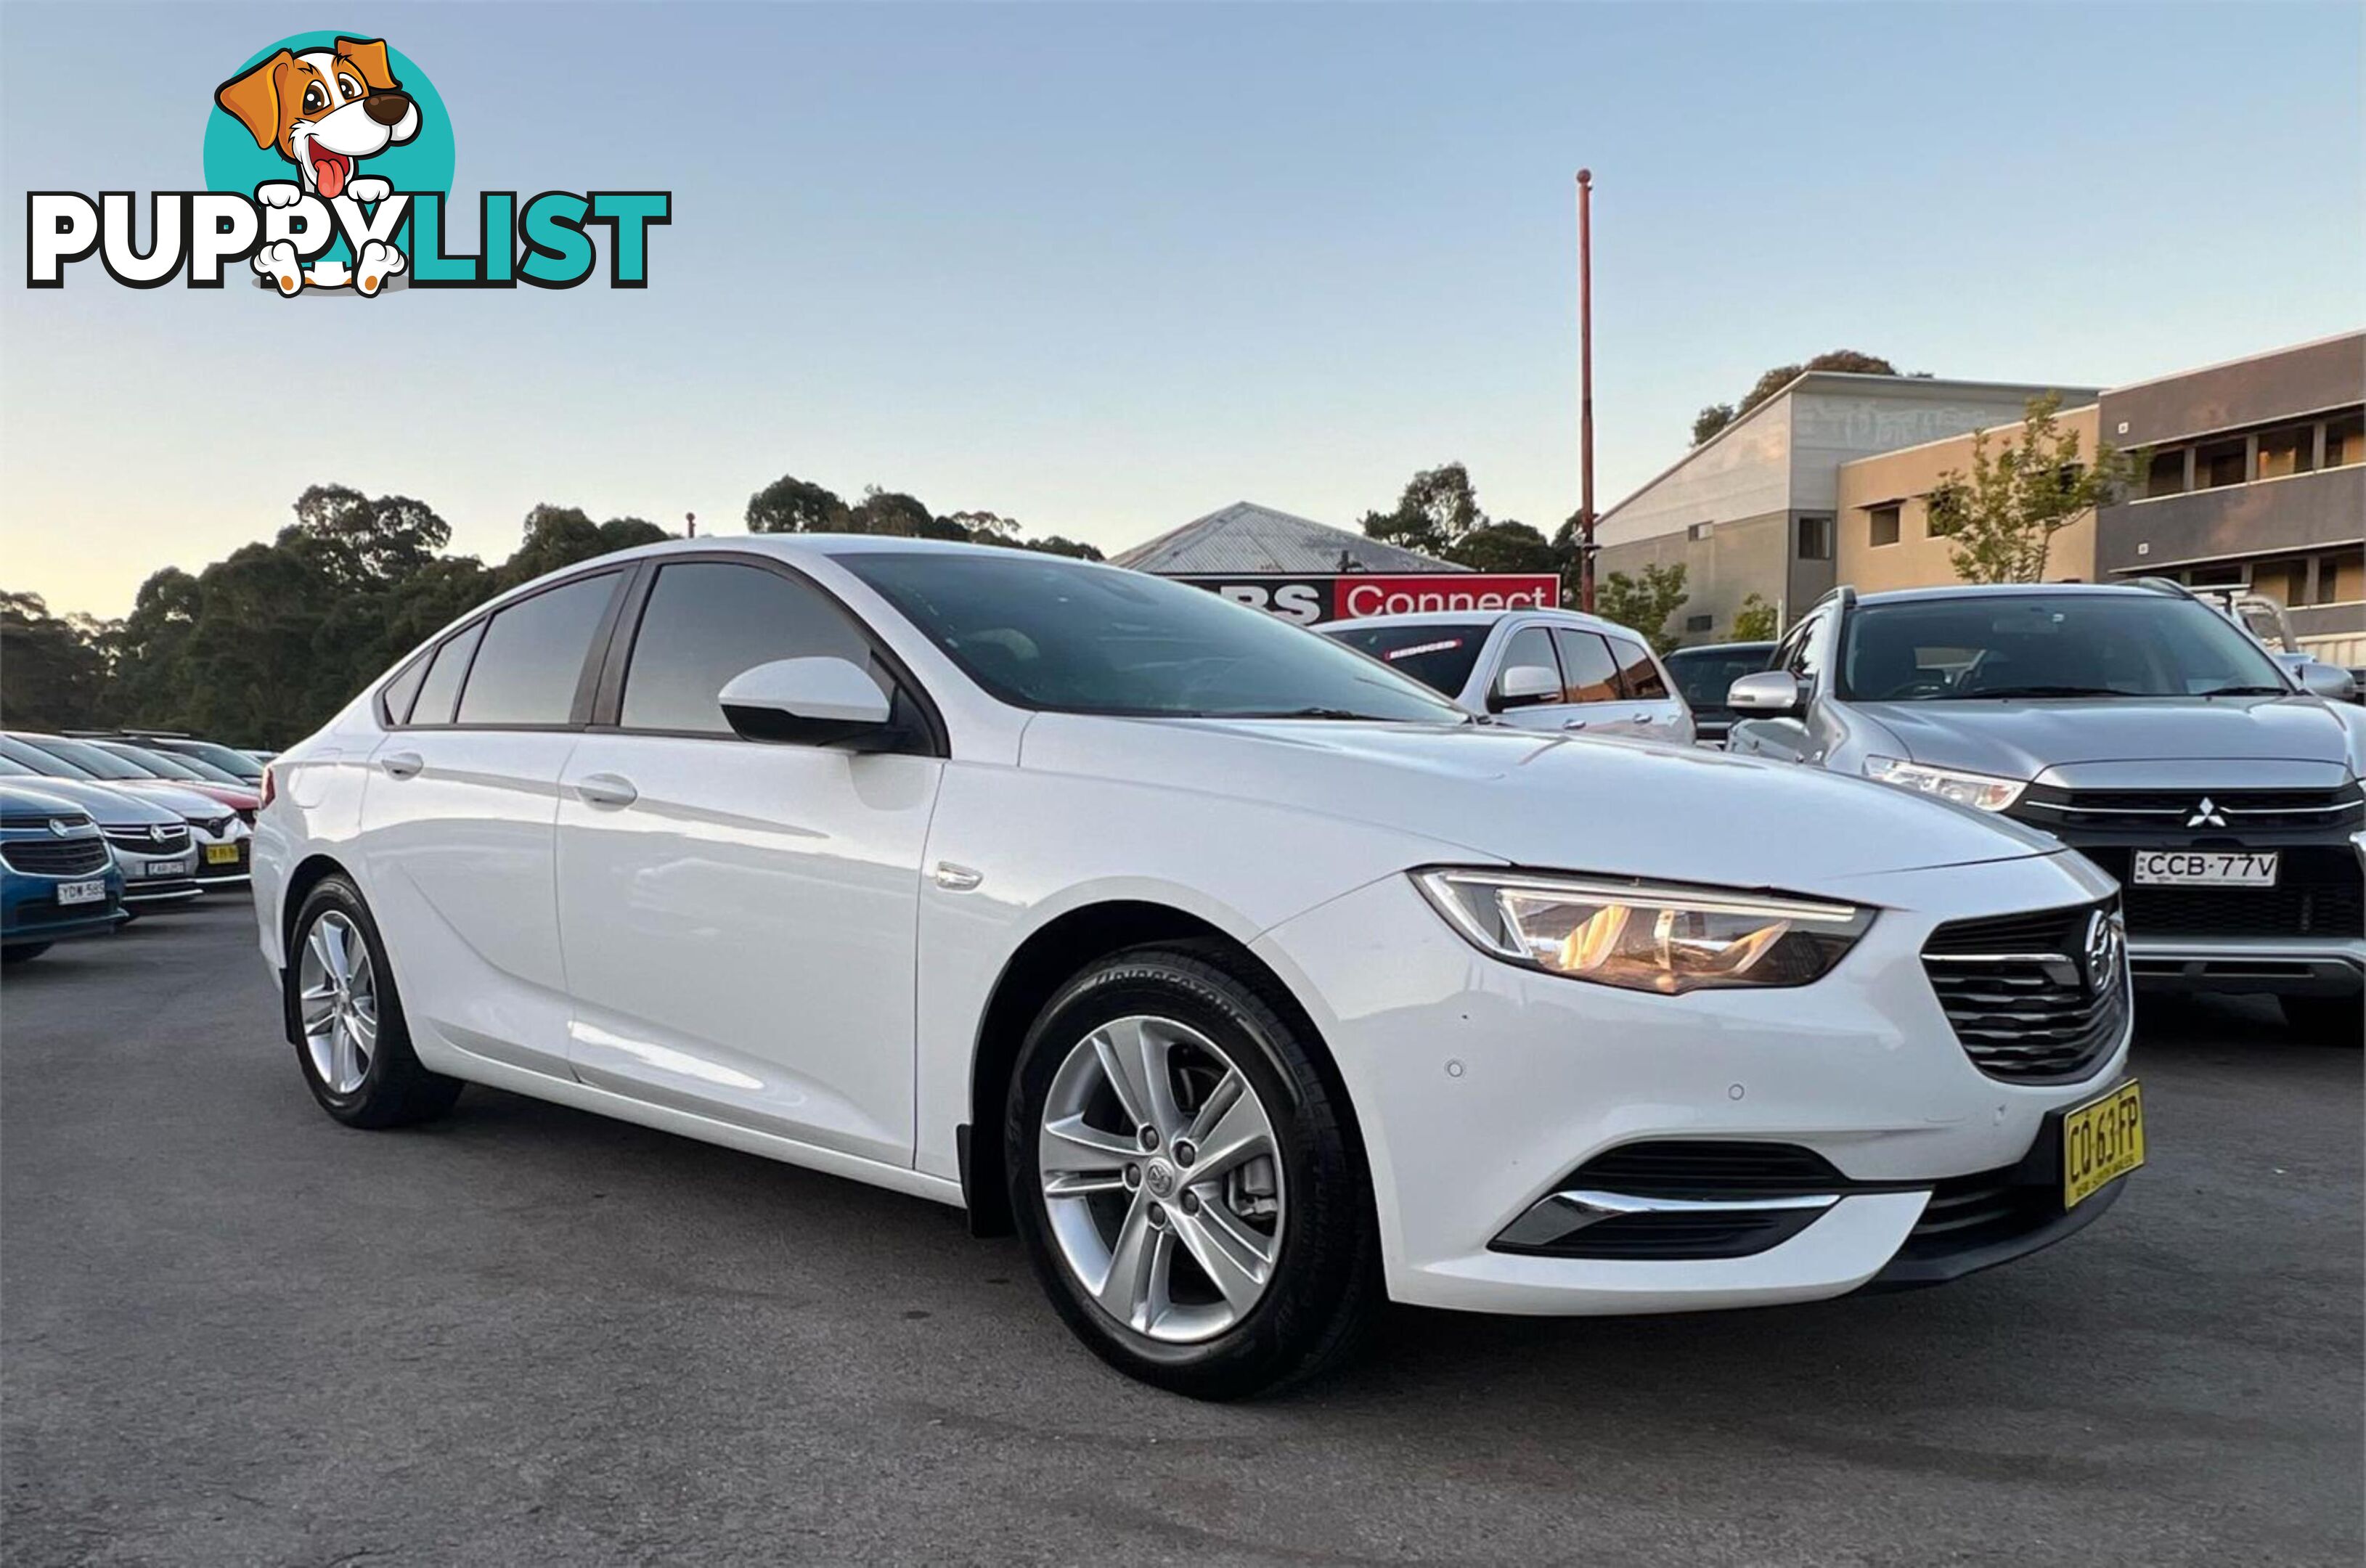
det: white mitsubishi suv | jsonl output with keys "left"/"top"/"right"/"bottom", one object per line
{"left": 253, "top": 537, "right": 2141, "bottom": 1397}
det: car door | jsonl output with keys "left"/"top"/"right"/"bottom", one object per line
{"left": 359, "top": 568, "right": 627, "bottom": 1079}
{"left": 1596, "top": 632, "right": 1694, "bottom": 742}
{"left": 1726, "top": 608, "right": 1827, "bottom": 763}
{"left": 1546, "top": 626, "right": 1650, "bottom": 736}
{"left": 553, "top": 556, "right": 945, "bottom": 1167}
{"left": 1480, "top": 622, "right": 1575, "bottom": 732}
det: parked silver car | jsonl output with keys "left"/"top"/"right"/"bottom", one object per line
{"left": 1725, "top": 581, "right": 2365, "bottom": 1037}
{"left": 1321, "top": 608, "right": 1694, "bottom": 743}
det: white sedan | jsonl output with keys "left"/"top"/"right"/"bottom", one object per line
{"left": 1321, "top": 606, "right": 1696, "bottom": 743}
{"left": 253, "top": 537, "right": 2139, "bottom": 1397}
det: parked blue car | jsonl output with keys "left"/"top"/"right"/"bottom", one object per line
{"left": 1, "top": 782, "right": 127, "bottom": 963}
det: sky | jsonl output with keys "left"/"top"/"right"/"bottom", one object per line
{"left": 3, "top": 1, "right": 2360, "bottom": 620}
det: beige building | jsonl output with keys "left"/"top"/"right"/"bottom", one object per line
{"left": 1835, "top": 404, "right": 2102, "bottom": 592}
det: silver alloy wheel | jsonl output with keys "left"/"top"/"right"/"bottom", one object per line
{"left": 1037, "top": 1015, "right": 1285, "bottom": 1344}
{"left": 298, "top": 911, "right": 378, "bottom": 1096}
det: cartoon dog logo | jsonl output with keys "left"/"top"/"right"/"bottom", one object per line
{"left": 213, "top": 36, "right": 419, "bottom": 295}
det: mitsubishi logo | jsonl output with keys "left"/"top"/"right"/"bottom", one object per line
{"left": 2185, "top": 796, "right": 2228, "bottom": 829}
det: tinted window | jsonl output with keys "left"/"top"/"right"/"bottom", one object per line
{"left": 0, "top": 735, "right": 94, "bottom": 777}
{"left": 15, "top": 735, "right": 150, "bottom": 780}
{"left": 622, "top": 563, "right": 874, "bottom": 734}
{"left": 1665, "top": 648, "right": 1773, "bottom": 709}
{"left": 379, "top": 653, "right": 430, "bottom": 726}
{"left": 457, "top": 574, "right": 619, "bottom": 727}
{"left": 409, "top": 621, "right": 484, "bottom": 726}
{"left": 1838, "top": 594, "right": 2291, "bottom": 701}
{"left": 1491, "top": 626, "right": 1562, "bottom": 710}
{"left": 841, "top": 553, "right": 1464, "bottom": 722}
{"left": 1322, "top": 621, "right": 1491, "bottom": 699}
{"left": 100, "top": 743, "right": 206, "bottom": 780}
{"left": 1551, "top": 629, "right": 1621, "bottom": 703}
{"left": 1607, "top": 637, "right": 1668, "bottom": 699}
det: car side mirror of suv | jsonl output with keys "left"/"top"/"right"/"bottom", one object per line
{"left": 2292, "top": 660, "right": 2359, "bottom": 703}
{"left": 1726, "top": 669, "right": 1804, "bottom": 715}
{"left": 719, "top": 657, "right": 897, "bottom": 747}
{"left": 1493, "top": 664, "right": 1562, "bottom": 710}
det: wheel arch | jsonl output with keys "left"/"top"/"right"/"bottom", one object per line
{"left": 961, "top": 898, "right": 1370, "bottom": 1239}
{"left": 277, "top": 852, "right": 355, "bottom": 1044}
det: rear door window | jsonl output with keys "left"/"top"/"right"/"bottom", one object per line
{"left": 1606, "top": 637, "right": 1669, "bottom": 699}
{"left": 619, "top": 562, "right": 875, "bottom": 735}
{"left": 454, "top": 573, "right": 621, "bottom": 727}
{"left": 409, "top": 621, "right": 485, "bottom": 727}
{"left": 1551, "top": 629, "right": 1622, "bottom": 703}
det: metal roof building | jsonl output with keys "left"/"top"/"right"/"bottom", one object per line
{"left": 1111, "top": 502, "right": 1463, "bottom": 576}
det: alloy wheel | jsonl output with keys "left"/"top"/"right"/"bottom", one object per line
{"left": 298, "top": 911, "right": 379, "bottom": 1095}
{"left": 1037, "top": 1014, "right": 1286, "bottom": 1343}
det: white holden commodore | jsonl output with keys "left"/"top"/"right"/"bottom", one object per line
{"left": 253, "top": 537, "right": 2143, "bottom": 1397}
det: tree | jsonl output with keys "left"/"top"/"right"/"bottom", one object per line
{"left": 282, "top": 485, "right": 451, "bottom": 589}
{"left": 940, "top": 510, "right": 1022, "bottom": 544}
{"left": 1015, "top": 536, "right": 1105, "bottom": 561}
{"left": 0, "top": 592, "right": 112, "bottom": 730}
{"left": 1361, "top": 462, "right": 1483, "bottom": 557}
{"left": 1730, "top": 592, "right": 1779, "bottom": 642}
{"left": 1595, "top": 562, "right": 1689, "bottom": 656}
{"left": 1693, "top": 351, "right": 1906, "bottom": 445}
{"left": 500, "top": 505, "right": 669, "bottom": 588}
{"left": 1925, "top": 393, "right": 2131, "bottom": 584}
{"left": 1445, "top": 520, "right": 1558, "bottom": 574}
{"left": 745, "top": 473, "right": 848, "bottom": 534}
{"left": 847, "top": 486, "right": 966, "bottom": 539}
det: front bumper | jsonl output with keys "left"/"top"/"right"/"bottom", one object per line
{"left": 1254, "top": 850, "right": 2131, "bottom": 1315}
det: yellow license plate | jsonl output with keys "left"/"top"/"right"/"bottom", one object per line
{"left": 2063, "top": 1080, "right": 2144, "bottom": 1209}
{"left": 204, "top": 843, "right": 240, "bottom": 865}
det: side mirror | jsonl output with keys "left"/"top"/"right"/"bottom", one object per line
{"left": 718, "top": 657, "right": 894, "bottom": 746}
{"left": 1494, "top": 664, "right": 1562, "bottom": 709}
{"left": 2293, "top": 660, "right": 2360, "bottom": 702}
{"left": 1726, "top": 669, "right": 1804, "bottom": 714}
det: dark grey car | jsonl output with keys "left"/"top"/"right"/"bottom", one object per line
{"left": 1725, "top": 581, "right": 2365, "bottom": 1037}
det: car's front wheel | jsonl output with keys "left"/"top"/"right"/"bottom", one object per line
{"left": 1006, "top": 946, "right": 1379, "bottom": 1398}
{"left": 287, "top": 876, "right": 462, "bottom": 1127}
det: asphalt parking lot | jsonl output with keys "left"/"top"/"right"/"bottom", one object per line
{"left": 3, "top": 899, "right": 2359, "bottom": 1567}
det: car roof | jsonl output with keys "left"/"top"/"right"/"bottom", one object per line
{"left": 1323, "top": 607, "right": 1640, "bottom": 638}
{"left": 1853, "top": 582, "right": 2171, "bottom": 608}
{"left": 1665, "top": 640, "right": 1775, "bottom": 657}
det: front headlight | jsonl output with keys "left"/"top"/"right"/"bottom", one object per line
{"left": 1861, "top": 756, "right": 2026, "bottom": 812}
{"left": 1412, "top": 870, "right": 1874, "bottom": 995}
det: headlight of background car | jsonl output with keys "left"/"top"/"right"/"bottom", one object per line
{"left": 1861, "top": 756, "right": 2026, "bottom": 812}
{"left": 1413, "top": 870, "right": 1874, "bottom": 995}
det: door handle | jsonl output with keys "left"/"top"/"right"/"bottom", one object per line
{"left": 380, "top": 751, "right": 423, "bottom": 780}
{"left": 576, "top": 772, "right": 638, "bottom": 809}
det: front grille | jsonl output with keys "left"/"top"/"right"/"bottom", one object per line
{"left": 2016, "top": 785, "right": 2365, "bottom": 833}
{"left": 103, "top": 825, "right": 192, "bottom": 855}
{"left": 1922, "top": 900, "right": 2127, "bottom": 1083}
{"left": 1885, "top": 1166, "right": 2057, "bottom": 1267}
{"left": 2074, "top": 844, "right": 2364, "bottom": 939}
{"left": 1, "top": 836, "right": 111, "bottom": 877}
{"left": 1567, "top": 1140, "right": 1848, "bottom": 1199}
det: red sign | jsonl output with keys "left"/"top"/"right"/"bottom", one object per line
{"left": 1170, "top": 573, "right": 1560, "bottom": 625}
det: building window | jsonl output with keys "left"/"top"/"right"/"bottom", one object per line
{"left": 1684, "top": 613, "right": 1713, "bottom": 633}
{"left": 2196, "top": 438, "right": 2247, "bottom": 489}
{"left": 1686, "top": 522, "right": 1713, "bottom": 542}
{"left": 2182, "top": 563, "right": 2248, "bottom": 589}
{"left": 2256, "top": 425, "right": 2316, "bottom": 481}
{"left": 1796, "top": 515, "right": 1833, "bottom": 560}
{"left": 2145, "top": 448, "right": 2187, "bottom": 498}
{"left": 2328, "top": 411, "right": 2365, "bottom": 468}
{"left": 1867, "top": 505, "right": 1901, "bottom": 547}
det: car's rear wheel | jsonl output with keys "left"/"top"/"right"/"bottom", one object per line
{"left": 1006, "top": 946, "right": 1378, "bottom": 1399}
{"left": 288, "top": 877, "right": 462, "bottom": 1127}
{"left": 2280, "top": 993, "right": 2362, "bottom": 1044}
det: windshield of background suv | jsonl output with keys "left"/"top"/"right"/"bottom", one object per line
{"left": 1318, "top": 622, "right": 1491, "bottom": 698}
{"left": 841, "top": 553, "right": 1469, "bottom": 722}
{"left": 153, "top": 740, "right": 264, "bottom": 782}
{"left": 1838, "top": 594, "right": 2292, "bottom": 701}
{"left": 1665, "top": 647, "right": 1773, "bottom": 709}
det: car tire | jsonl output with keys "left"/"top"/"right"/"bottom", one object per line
{"left": 2279, "top": 994, "right": 2362, "bottom": 1044}
{"left": 1005, "top": 944, "right": 1379, "bottom": 1399}
{"left": 287, "top": 876, "right": 463, "bottom": 1128}
{"left": 2, "top": 943, "right": 51, "bottom": 964}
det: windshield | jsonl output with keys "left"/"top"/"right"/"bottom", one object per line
{"left": 0, "top": 735, "right": 97, "bottom": 777}
{"left": 1318, "top": 622, "right": 1490, "bottom": 698}
{"left": 1839, "top": 594, "right": 2293, "bottom": 701}
{"left": 841, "top": 552, "right": 1469, "bottom": 722}
{"left": 102, "top": 743, "right": 211, "bottom": 780}
{"left": 1664, "top": 646, "right": 1774, "bottom": 709}
{"left": 160, "top": 740, "right": 264, "bottom": 782}
{"left": 9, "top": 734, "right": 148, "bottom": 780}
